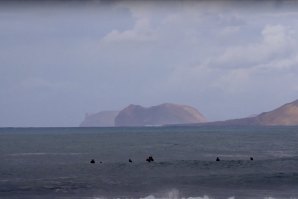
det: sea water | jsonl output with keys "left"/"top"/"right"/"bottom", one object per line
{"left": 0, "top": 126, "right": 298, "bottom": 199}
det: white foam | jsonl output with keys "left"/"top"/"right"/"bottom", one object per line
{"left": 140, "top": 189, "right": 234, "bottom": 199}
{"left": 92, "top": 189, "right": 297, "bottom": 199}
{"left": 138, "top": 189, "right": 297, "bottom": 199}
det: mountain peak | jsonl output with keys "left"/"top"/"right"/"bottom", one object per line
{"left": 114, "top": 103, "right": 207, "bottom": 127}
{"left": 257, "top": 99, "right": 298, "bottom": 125}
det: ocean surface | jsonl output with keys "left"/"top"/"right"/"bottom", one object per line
{"left": 0, "top": 126, "right": 298, "bottom": 199}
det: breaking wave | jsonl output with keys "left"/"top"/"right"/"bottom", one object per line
{"left": 92, "top": 189, "right": 298, "bottom": 199}
{"left": 140, "top": 189, "right": 234, "bottom": 199}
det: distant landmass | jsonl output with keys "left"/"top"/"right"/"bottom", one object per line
{"left": 80, "top": 103, "right": 207, "bottom": 127}
{"left": 80, "top": 99, "right": 298, "bottom": 127}
{"left": 80, "top": 111, "right": 119, "bottom": 127}
{"left": 114, "top": 103, "right": 207, "bottom": 127}
{"left": 205, "top": 99, "right": 298, "bottom": 126}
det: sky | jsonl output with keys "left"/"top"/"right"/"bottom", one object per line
{"left": 1, "top": 0, "right": 298, "bottom": 127}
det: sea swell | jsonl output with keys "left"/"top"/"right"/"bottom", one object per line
{"left": 1, "top": 127, "right": 298, "bottom": 199}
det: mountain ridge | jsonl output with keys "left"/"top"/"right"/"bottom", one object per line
{"left": 114, "top": 103, "right": 207, "bottom": 127}
{"left": 80, "top": 99, "right": 298, "bottom": 127}
{"left": 80, "top": 103, "right": 207, "bottom": 127}
{"left": 200, "top": 99, "right": 298, "bottom": 126}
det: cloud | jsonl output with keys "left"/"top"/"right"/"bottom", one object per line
{"left": 213, "top": 24, "right": 295, "bottom": 69}
{"left": 102, "top": 17, "right": 156, "bottom": 42}
{"left": 101, "top": 1, "right": 162, "bottom": 43}
{"left": 262, "top": 24, "right": 288, "bottom": 47}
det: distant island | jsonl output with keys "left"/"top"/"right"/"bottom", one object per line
{"left": 80, "top": 103, "right": 207, "bottom": 127}
{"left": 114, "top": 103, "right": 207, "bottom": 127}
{"left": 80, "top": 99, "right": 298, "bottom": 127}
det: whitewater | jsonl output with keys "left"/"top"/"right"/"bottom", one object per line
{"left": 0, "top": 126, "right": 298, "bottom": 198}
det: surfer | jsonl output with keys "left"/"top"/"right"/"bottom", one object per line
{"left": 129, "top": 158, "right": 132, "bottom": 163}
{"left": 250, "top": 157, "right": 254, "bottom": 161}
{"left": 146, "top": 156, "right": 154, "bottom": 162}
{"left": 149, "top": 156, "right": 154, "bottom": 162}
{"left": 216, "top": 157, "right": 220, "bottom": 161}
{"left": 90, "top": 159, "right": 95, "bottom": 164}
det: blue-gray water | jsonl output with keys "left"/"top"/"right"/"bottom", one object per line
{"left": 1, "top": 126, "right": 298, "bottom": 199}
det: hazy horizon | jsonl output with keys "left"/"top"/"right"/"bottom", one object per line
{"left": 1, "top": 0, "right": 298, "bottom": 127}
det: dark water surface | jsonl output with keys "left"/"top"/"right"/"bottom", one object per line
{"left": 0, "top": 126, "right": 298, "bottom": 199}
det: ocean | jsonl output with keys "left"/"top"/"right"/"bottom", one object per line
{"left": 0, "top": 126, "right": 298, "bottom": 199}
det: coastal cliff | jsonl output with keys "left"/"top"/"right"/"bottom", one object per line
{"left": 80, "top": 111, "right": 119, "bottom": 127}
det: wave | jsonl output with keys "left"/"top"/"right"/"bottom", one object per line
{"left": 140, "top": 189, "right": 234, "bottom": 199}
{"left": 91, "top": 189, "right": 298, "bottom": 199}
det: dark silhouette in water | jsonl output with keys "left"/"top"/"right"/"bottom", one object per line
{"left": 90, "top": 159, "right": 95, "bottom": 164}
{"left": 129, "top": 158, "right": 132, "bottom": 163}
{"left": 149, "top": 156, "right": 154, "bottom": 162}
{"left": 100, "top": 161, "right": 103, "bottom": 164}
{"left": 250, "top": 157, "right": 254, "bottom": 161}
{"left": 216, "top": 157, "right": 220, "bottom": 161}
{"left": 146, "top": 156, "right": 154, "bottom": 162}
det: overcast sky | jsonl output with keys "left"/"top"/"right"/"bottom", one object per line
{"left": 1, "top": 0, "right": 298, "bottom": 127}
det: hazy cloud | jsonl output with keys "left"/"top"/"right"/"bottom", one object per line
{"left": 214, "top": 24, "right": 295, "bottom": 69}
{"left": 102, "top": 18, "right": 156, "bottom": 42}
